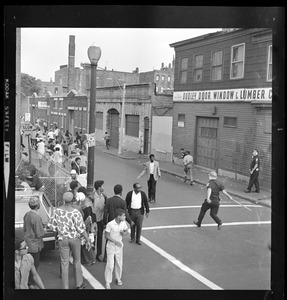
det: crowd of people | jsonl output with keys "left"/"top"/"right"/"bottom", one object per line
{"left": 16, "top": 120, "right": 260, "bottom": 290}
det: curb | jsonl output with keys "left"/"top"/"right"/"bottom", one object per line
{"left": 98, "top": 147, "right": 271, "bottom": 209}
{"left": 160, "top": 169, "right": 271, "bottom": 208}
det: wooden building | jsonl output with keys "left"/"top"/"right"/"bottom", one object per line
{"left": 170, "top": 28, "right": 272, "bottom": 188}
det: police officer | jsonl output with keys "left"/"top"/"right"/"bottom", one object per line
{"left": 245, "top": 149, "right": 260, "bottom": 193}
{"left": 193, "top": 171, "right": 233, "bottom": 230}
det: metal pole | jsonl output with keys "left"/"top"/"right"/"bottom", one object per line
{"left": 118, "top": 82, "right": 126, "bottom": 155}
{"left": 87, "top": 62, "right": 97, "bottom": 196}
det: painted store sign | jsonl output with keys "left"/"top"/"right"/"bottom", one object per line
{"left": 173, "top": 88, "right": 272, "bottom": 102}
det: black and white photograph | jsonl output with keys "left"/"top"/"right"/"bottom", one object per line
{"left": 3, "top": 5, "right": 284, "bottom": 300}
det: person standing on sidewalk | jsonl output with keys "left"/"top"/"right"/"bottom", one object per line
{"left": 125, "top": 183, "right": 149, "bottom": 245}
{"left": 183, "top": 150, "right": 194, "bottom": 185}
{"left": 104, "top": 208, "right": 128, "bottom": 289}
{"left": 104, "top": 131, "right": 110, "bottom": 150}
{"left": 193, "top": 171, "right": 233, "bottom": 230}
{"left": 23, "top": 195, "right": 46, "bottom": 289}
{"left": 245, "top": 149, "right": 260, "bottom": 193}
{"left": 137, "top": 154, "right": 161, "bottom": 203}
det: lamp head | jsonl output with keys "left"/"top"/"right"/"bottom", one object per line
{"left": 88, "top": 45, "right": 101, "bottom": 65}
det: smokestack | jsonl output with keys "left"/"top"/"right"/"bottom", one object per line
{"left": 67, "top": 35, "right": 75, "bottom": 93}
{"left": 161, "top": 62, "right": 164, "bottom": 69}
{"left": 68, "top": 35, "right": 75, "bottom": 68}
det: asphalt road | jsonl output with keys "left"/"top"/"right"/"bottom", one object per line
{"left": 37, "top": 149, "right": 271, "bottom": 291}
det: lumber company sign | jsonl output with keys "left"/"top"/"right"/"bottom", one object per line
{"left": 173, "top": 88, "right": 272, "bottom": 102}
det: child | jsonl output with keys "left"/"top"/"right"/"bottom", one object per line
{"left": 104, "top": 209, "right": 128, "bottom": 289}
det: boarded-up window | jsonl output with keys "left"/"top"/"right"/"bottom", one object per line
{"left": 223, "top": 116, "right": 237, "bottom": 127}
{"left": 178, "top": 114, "right": 185, "bottom": 127}
{"left": 95, "top": 112, "right": 103, "bottom": 130}
{"left": 126, "top": 115, "right": 139, "bottom": 137}
{"left": 264, "top": 115, "right": 271, "bottom": 134}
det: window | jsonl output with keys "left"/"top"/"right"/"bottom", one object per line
{"left": 161, "top": 75, "right": 165, "bottom": 81}
{"left": 167, "top": 76, "right": 171, "bottom": 82}
{"left": 156, "top": 75, "right": 160, "bottom": 81}
{"left": 54, "top": 87, "right": 58, "bottom": 94}
{"left": 125, "top": 115, "right": 139, "bottom": 137}
{"left": 179, "top": 57, "right": 188, "bottom": 84}
{"left": 58, "top": 99, "right": 63, "bottom": 109}
{"left": 53, "top": 99, "right": 57, "bottom": 109}
{"left": 230, "top": 44, "right": 245, "bottom": 79}
{"left": 267, "top": 45, "right": 272, "bottom": 82}
{"left": 223, "top": 117, "right": 237, "bottom": 127}
{"left": 178, "top": 114, "right": 185, "bottom": 127}
{"left": 155, "top": 86, "right": 159, "bottom": 93}
{"left": 211, "top": 50, "right": 223, "bottom": 81}
{"left": 95, "top": 112, "right": 103, "bottom": 130}
{"left": 264, "top": 115, "right": 271, "bottom": 134}
{"left": 193, "top": 55, "right": 203, "bottom": 82}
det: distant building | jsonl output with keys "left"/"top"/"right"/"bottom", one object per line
{"left": 139, "top": 61, "right": 174, "bottom": 94}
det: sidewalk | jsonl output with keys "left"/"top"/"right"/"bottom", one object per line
{"left": 97, "top": 144, "right": 271, "bottom": 208}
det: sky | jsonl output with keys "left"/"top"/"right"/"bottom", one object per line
{"left": 21, "top": 27, "right": 222, "bottom": 82}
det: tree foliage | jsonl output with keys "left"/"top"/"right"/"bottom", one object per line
{"left": 21, "top": 73, "right": 42, "bottom": 96}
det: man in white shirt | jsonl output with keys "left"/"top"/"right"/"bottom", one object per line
{"left": 104, "top": 209, "right": 128, "bottom": 289}
{"left": 77, "top": 167, "right": 87, "bottom": 188}
{"left": 47, "top": 129, "right": 55, "bottom": 142}
{"left": 137, "top": 154, "right": 161, "bottom": 203}
{"left": 125, "top": 183, "right": 149, "bottom": 245}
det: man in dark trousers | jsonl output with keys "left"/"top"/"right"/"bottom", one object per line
{"left": 193, "top": 171, "right": 233, "bottom": 230}
{"left": 103, "top": 184, "right": 133, "bottom": 261}
{"left": 125, "top": 183, "right": 150, "bottom": 245}
{"left": 137, "top": 154, "right": 161, "bottom": 203}
{"left": 245, "top": 149, "right": 260, "bottom": 193}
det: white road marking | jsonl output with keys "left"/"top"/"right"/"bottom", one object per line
{"left": 68, "top": 257, "right": 105, "bottom": 289}
{"left": 81, "top": 265, "right": 105, "bottom": 289}
{"left": 140, "top": 235, "right": 223, "bottom": 290}
{"left": 143, "top": 221, "right": 271, "bottom": 231}
{"left": 149, "top": 204, "right": 262, "bottom": 210}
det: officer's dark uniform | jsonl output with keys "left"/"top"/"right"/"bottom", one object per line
{"left": 246, "top": 154, "right": 260, "bottom": 192}
{"left": 196, "top": 179, "right": 224, "bottom": 226}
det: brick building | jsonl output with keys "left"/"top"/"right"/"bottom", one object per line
{"left": 29, "top": 83, "right": 172, "bottom": 155}
{"left": 169, "top": 28, "right": 272, "bottom": 188}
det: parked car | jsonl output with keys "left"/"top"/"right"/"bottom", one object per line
{"left": 15, "top": 189, "right": 56, "bottom": 250}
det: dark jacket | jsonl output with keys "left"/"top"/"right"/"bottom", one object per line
{"left": 103, "top": 195, "right": 132, "bottom": 226}
{"left": 125, "top": 190, "right": 150, "bottom": 216}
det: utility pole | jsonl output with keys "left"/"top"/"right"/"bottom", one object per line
{"left": 118, "top": 82, "right": 126, "bottom": 155}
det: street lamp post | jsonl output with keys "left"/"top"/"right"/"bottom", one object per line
{"left": 87, "top": 44, "right": 101, "bottom": 196}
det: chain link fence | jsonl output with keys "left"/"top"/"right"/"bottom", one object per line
{"left": 16, "top": 149, "right": 71, "bottom": 207}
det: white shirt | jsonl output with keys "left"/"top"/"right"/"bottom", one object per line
{"left": 77, "top": 174, "right": 87, "bottom": 188}
{"left": 105, "top": 219, "right": 128, "bottom": 244}
{"left": 47, "top": 131, "right": 55, "bottom": 139}
{"left": 149, "top": 162, "right": 155, "bottom": 174}
{"left": 131, "top": 191, "right": 142, "bottom": 209}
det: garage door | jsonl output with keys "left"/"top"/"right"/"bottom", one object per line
{"left": 109, "top": 109, "right": 119, "bottom": 148}
{"left": 195, "top": 117, "right": 219, "bottom": 170}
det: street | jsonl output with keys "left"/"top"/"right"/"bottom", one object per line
{"left": 37, "top": 149, "right": 271, "bottom": 290}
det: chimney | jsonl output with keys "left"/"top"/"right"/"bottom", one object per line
{"left": 67, "top": 35, "right": 75, "bottom": 93}
{"left": 161, "top": 63, "right": 164, "bottom": 70}
{"left": 68, "top": 35, "right": 75, "bottom": 68}
{"left": 168, "top": 63, "right": 171, "bottom": 69}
